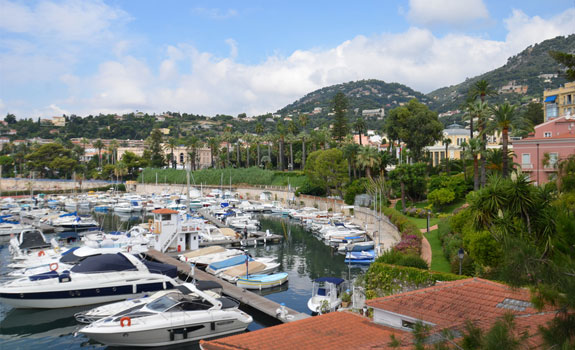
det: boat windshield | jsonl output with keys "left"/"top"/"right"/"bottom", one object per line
{"left": 147, "top": 296, "right": 179, "bottom": 312}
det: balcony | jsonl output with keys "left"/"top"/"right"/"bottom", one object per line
{"left": 521, "top": 163, "right": 533, "bottom": 170}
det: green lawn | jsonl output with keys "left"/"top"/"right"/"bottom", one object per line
{"left": 394, "top": 198, "right": 466, "bottom": 215}
{"left": 406, "top": 216, "right": 440, "bottom": 230}
{"left": 425, "top": 229, "right": 452, "bottom": 273}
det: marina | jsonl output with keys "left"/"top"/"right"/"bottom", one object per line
{"left": 0, "top": 190, "right": 376, "bottom": 349}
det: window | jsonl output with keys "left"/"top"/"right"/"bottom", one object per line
{"left": 522, "top": 154, "right": 531, "bottom": 166}
{"left": 544, "top": 132, "right": 552, "bottom": 138}
{"left": 402, "top": 320, "right": 416, "bottom": 329}
{"left": 549, "top": 153, "right": 558, "bottom": 168}
{"left": 546, "top": 103, "right": 558, "bottom": 119}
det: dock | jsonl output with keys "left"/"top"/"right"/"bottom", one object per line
{"left": 198, "top": 209, "right": 284, "bottom": 248}
{"left": 146, "top": 249, "right": 309, "bottom": 323}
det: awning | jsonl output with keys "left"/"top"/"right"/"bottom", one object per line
{"left": 544, "top": 95, "right": 557, "bottom": 103}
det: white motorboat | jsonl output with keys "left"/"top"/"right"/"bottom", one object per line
{"left": 49, "top": 212, "right": 98, "bottom": 231}
{"left": 217, "top": 259, "right": 280, "bottom": 283}
{"left": 9, "top": 229, "right": 56, "bottom": 259}
{"left": 77, "top": 282, "right": 252, "bottom": 347}
{"left": 114, "top": 200, "right": 143, "bottom": 213}
{"left": 0, "top": 222, "right": 34, "bottom": 238}
{"left": 0, "top": 252, "right": 179, "bottom": 308}
{"left": 307, "top": 277, "right": 345, "bottom": 314}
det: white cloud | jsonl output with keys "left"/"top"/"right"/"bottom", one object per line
{"left": 192, "top": 7, "right": 238, "bottom": 20}
{"left": 0, "top": 0, "right": 130, "bottom": 41}
{"left": 407, "top": 0, "right": 489, "bottom": 26}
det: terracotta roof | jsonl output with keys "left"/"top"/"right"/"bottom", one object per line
{"left": 200, "top": 311, "right": 410, "bottom": 350}
{"left": 151, "top": 208, "right": 179, "bottom": 214}
{"left": 366, "top": 278, "right": 544, "bottom": 328}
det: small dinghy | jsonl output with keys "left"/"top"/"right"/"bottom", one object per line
{"left": 236, "top": 273, "right": 289, "bottom": 290}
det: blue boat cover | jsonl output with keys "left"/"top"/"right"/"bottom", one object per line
{"left": 29, "top": 270, "right": 59, "bottom": 281}
{"left": 61, "top": 247, "right": 80, "bottom": 256}
{"left": 71, "top": 253, "right": 136, "bottom": 273}
{"left": 208, "top": 255, "right": 252, "bottom": 271}
{"left": 60, "top": 211, "right": 77, "bottom": 217}
{"left": 314, "top": 277, "right": 345, "bottom": 285}
{"left": 544, "top": 95, "right": 557, "bottom": 102}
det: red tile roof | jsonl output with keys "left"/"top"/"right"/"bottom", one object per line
{"left": 200, "top": 311, "right": 410, "bottom": 350}
{"left": 366, "top": 278, "right": 545, "bottom": 328}
{"left": 151, "top": 208, "right": 179, "bottom": 214}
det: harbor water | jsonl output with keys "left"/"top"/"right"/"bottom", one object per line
{"left": 0, "top": 213, "right": 367, "bottom": 349}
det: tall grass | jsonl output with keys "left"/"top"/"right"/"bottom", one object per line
{"left": 138, "top": 167, "right": 307, "bottom": 187}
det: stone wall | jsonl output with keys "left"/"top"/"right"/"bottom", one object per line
{"left": 0, "top": 178, "right": 115, "bottom": 193}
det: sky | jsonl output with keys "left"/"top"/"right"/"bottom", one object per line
{"left": 0, "top": 0, "right": 574, "bottom": 119}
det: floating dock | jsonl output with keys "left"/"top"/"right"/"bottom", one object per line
{"left": 146, "top": 249, "right": 309, "bottom": 323}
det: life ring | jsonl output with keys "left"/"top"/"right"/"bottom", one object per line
{"left": 38, "top": 250, "right": 46, "bottom": 257}
{"left": 120, "top": 316, "right": 131, "bottom": 327}
{"left": 50, "top": 262, "right": 58, "bottom": 271}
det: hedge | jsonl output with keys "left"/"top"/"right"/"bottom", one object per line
{"left": 382, "top": 207, "right": 422, "bottom": 255}
{"left": 364, "top": 262, "right": 467, "bottom": 299}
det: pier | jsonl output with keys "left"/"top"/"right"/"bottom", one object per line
{"left": 146, "top": 249, "right": 309, "bottom": 323}
{"left": 198, "top": 209, "right": 284, "bottom": 248}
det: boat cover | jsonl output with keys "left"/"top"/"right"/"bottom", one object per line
{"left": 208, "top": 255, "right": 252, "bottom": 271}
{"left": 195, "top": 280, "right": 223, "bottom": 291}
{"left": 19, "top": 230, "right": 50, "bottom": 250}
{"left": 71, "top": 253, "right": 137, "bottom": 273}
{"left": 220, "top": 261, "right": 266, "bottom": 278}
{"left": 182, "top": 246, "right": 226, "bottom": 258}
{"left": 314, "top": 277, "right": 345, "bottom": 285}
{"left": 142, "top": 260, "right": 178, "bottom": 278}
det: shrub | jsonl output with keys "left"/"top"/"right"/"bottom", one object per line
{"left": 376, "top": 250, "right": 429, "bottom": 269}
{"left": 343, "top": 178, "right": 368, "bottom": 205}
{"left": 427, "top": 188, "right": 455, "bottom": 210}
{"left": 382, "top": 207, "right": 422, "bottom": 255}
{"left": 295, "top": 178, "right": 326, "bottom": 196}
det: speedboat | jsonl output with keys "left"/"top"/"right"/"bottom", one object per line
{"left": 307, "top": 277, "right": 345, "bottom": 314}
{"left": 0, "top": 252, "right": 179, "bottom": 308}
{"left": 344, "top": 249, "right": 376, "bottom": 265}
{"left": 77, "top": 282, "right": 252, "bottom": 347}
{"left": 236, "top": 273, "right": 289, "bottom": 290}
{"left": 74, "top": 280, "right": 224, "bottom": 323}
{"left": 9, "top": 229, "right": 56, "bottom": 260}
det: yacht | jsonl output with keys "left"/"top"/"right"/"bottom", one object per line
{"left": 0, "top": 252, "right": 179, "bottom": 308}
{"left": 77, "top": 282, "right": 252, "bottom": 347}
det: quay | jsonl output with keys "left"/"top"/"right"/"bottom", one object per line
{"left": 146, "top": 249, "right": 309, "bottom": 323}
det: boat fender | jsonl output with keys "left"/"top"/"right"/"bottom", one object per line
{"left": 120, "top": 316, "right": 131, "bottom": 327}
{"left": 50, "top": 262, "right": 58, "bottom": 271}
{"left": 38, "top": 250, "right": 45, "bottom": 257}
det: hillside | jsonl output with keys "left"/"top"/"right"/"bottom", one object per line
{"left": 427, "top": 34, "right": 575, "bottom": 113}
{"left": 278, "top": 79, "right": 429, "bottom": 116}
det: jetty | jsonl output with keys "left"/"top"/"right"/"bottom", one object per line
{"left": 198, "top": 209, "right": 284, "bottom": 248}
{"left": 146, "top": 249, "right": 309, "bottom": 323}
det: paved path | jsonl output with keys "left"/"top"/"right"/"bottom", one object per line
{"left": 420, "top": 224, "right": 438, "bottom": 233}
{"left": 421, "top": 236, "right": 432, "bottom": 267}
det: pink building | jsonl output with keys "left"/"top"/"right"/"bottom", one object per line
{"left": 513, "top": 115, "right": 575, "bottom": 184}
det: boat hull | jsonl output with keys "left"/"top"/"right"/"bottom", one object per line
{"left": 80, "top": 311, "right": 251, "bottom": 347}
{"left": 236, "top": 273, "right": 288, "bottom": 290}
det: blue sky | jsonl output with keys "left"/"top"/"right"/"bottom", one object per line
{"left": 0, "top": 0, "right": 574, "bottom": 118}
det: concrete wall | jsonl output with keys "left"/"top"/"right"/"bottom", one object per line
{"left": 0, "top": 178, "right": 115, "bottom": 193}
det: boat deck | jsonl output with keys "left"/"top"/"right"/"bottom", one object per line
{"left": 146, "top": 249, "right": 309, "bottom": 323}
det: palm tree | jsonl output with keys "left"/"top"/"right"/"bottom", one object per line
{"left": 465, "top": 100, "right": 489, "bottom": 186}
{"left": 185, "top": 136, "right": 200, "bottom": 170}
{"left": 470, "top": 79, "right": 498, "bottom": 103}
{"left": 462, "top": 138, "right": 483, "bottom": 191}
{"left": 442, "top": 137, "right": 452, "bottom": 173}
{"left": 276, "top": 122, "right": 286, "bottom": 171}
{"left": 489, "top": 102, "right": 518, "bottom": 178}
{"left": 298, "top": 131, "right": 308, "bottom": 170}
{"left": 234, "top": 132, "right": 242, "bottom": 168}
{"left": 342, "top": 142, "right": 360, "bottom": 179}
{"left": 222, "top": 127, "right": 232, "bottom": 167}
{"left": 356, "top": 146, "right": 381, "bottom": 179}
{"left": 298, "top": 114, "right": 308, "bottom": 130}
{"left": 354, "top": 117, "right": 367, "bottom": 145}
{"left": 93, "top": 139, "right": 105, "bottom": 169}
{"left": 164, "top": 137, "right": 178, "bottom": 168}
{"left": 285, "top": 133, "right": 296, "bottom": 171}
{"left": 255, "top": 122, "right": 264, "bottom": 167}
{"left": 244, "top": 134, "right": 252, "bottom": 168}
{"left": 108, "top": 140, "right": 119, "bottom": 165}
{"left": 80, "top": 137, "right": 89, "bottom": 162}
{"left": 207, "top": 137, "right": 219, "bottom": 168}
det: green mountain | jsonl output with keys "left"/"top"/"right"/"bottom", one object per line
{"left": 278, "top": 79, "right": 430, "bottom": 116}
{"left": 427, "top": 34, "right": 575, "bottom": 114}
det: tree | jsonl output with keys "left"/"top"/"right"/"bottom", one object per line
{"left": 469, "top": 79, "right": 497, "bottom": 103}
{"left": 442, "top": 138, "right": 452, "bottom": 173}
{"left": 304, "top": 149, "right": 348, "bottom": 197}
{"left": 164, "top": 137, "right": 178, "bottom": 168}
{"left": 4, "top": 113, "right": 16, "bottom": 125}
{"left": 144, "top": 129, "right": 165, "bottom": 168}
{"left": 356, "top": 146, "right": 380, "bottom": 179}
{"left": 331, "top": 92, "right": 349, "bottom": 142}
{"left": 255, "top": 122, "right": 264, "bottom": 167}
{"left": 384, "top": 99, "right": 443, "bottom": 162}
{"left": 298, "top": 131, "right": 308, "bottom": 170}
{"left": 207, "top": 137, "right": 219, "bottom": 168}
{"left": 276, "top": 122, "right": 286, "bottom": 171}
{"left": 223, "top": 127, "right": 233, "bottom": 167}
{"left": 25, "top": 143, "right": 78, "bottom": 178}
{"left": 93, "top": 139, "right": 105, "bottom": 169}
{"left": 521, "top": 102, "right": 544, "bottom": 130}
{"left": 342, "top": 142, "right": 360, "bottom": 179}
{"left": 185, "top": 136, "right": 201, "bottom": 170}
{"left": 354, "top": 117, "right": 367, "bottom": 145}
{"left": 489, "top": 102, "right": 519, "bottom": 178}
{"left": 549, "top": 50, "right": 575, "bottom": 81}
{"left": 461, "top": 138, "right": 483, "bottom": 191}
{"left": 388, "top": 163, "right": 427, "bottom": 211}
